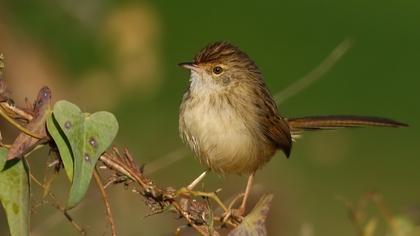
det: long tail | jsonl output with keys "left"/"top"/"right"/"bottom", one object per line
{"left": 288, "top": 115, "right": 407, "bottom": 132}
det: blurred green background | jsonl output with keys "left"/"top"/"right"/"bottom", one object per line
{"left": 0, "top": 0, "right": 419, "bottom": 235}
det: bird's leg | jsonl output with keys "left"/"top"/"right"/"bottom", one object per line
{"left": 222, "top": 172, "right": 255, "bottom": 223}
{"left": 237, "top": 172, "right": 255, "bottom": 215}
{"left": 187, "top": 170, "right": 208, "bottom": 190}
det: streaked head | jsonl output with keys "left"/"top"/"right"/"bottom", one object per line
{"left": 179, "top": 42, "right": 262, "bottom": 90}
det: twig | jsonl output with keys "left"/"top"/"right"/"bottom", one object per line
{"left": 30, "top": 173, "right": 86, "bottom": 235}
{"left": 0, "top": 102, "right": 33, "bottom": 120}
{"left": 171, "top": 201, "right": 209, "bottom": 236}
{"left": 368, "top": 193, "right": 398, "bottom": 235}
{"left": 337, "top": 195, "right": 364, "bottom": 236}
{"left": 99, "top": 149, "right": 230, "bottom": 235}
{"left": 0, "top": 105, "right": 42, "bottom": 139}
{"left": 99, "top": 151, "right": 149, "bottom": 190}
{"left": 93, "top": 169, "right": 117, "bottom": 236}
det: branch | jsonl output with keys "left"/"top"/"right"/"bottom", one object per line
{"left": 93, "top": 169, "right": 117, "bottom": 236}
{"left": 98, "top": 148, "right": 235, "bottom": 235}
{"left": 0, "top": 104, "right": 41, "bottom": 139}
{"left": 0, "top": 101, "right": 33, "bottom": 121}
{"left": 30, "top": 173, "right": 86, "bottom": 235}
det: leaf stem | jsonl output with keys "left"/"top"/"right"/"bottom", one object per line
{"left": 0, "top": 105, "right": 42, "bottom": 139}
{"left": 93, "top": 169, "right": 117, "bottom": 236}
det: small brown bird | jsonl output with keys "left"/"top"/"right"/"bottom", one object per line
{"left": 178, "top": 41, "right": 406, "bottom": 215}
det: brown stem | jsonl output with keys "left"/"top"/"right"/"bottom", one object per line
{"left": 0, "top": 102, "right": 33, "bottom": 120}
{"left": 99, "top": 151, "right": 222, "bottom": 235}
{"left": 0, "top": 105, "right": 42, "bottom": 139}
{"left": 30, "top": 173, "right": 86, "bottom": 235}
{"left": 171, "top": 201, "right": 209, "bottom": 236}
{"left": 99, "top": 153, "right": 149, "bottom": 189}
{"left": 369, "top": 194, "right": 397, "bottom": 235}
{"left": 93, "top": 169, "right": 117, "bottom": 236}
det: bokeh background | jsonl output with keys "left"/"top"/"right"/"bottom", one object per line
{"left": 0, "top": 0, "right": 419, "bottom": 235}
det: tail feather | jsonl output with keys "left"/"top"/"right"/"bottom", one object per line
{"left": 288, "top": 115, "right": 407, "bottom": 132}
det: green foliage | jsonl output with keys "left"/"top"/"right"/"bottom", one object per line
{"left": 47, "top": 115, "right": 74, "bottom": 180}
{"left": 0, "top": 148, "right": 30, "bottom": 236}
{"left": 48, "top": 100, "right": 118, "bottom": 209}
{"left": 0, "top": 147, "right": 6, "bottom": 170}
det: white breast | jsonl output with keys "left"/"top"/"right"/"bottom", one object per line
{"left": 181, "top": 94, "right": 268, "bottom": 175}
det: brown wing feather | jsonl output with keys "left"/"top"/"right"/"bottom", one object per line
{"left": 253, "top": 82, "right": 292, "bottom": 158}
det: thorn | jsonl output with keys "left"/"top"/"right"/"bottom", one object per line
{"left": 48, "top": 159, "right": 59, "bottom": 168}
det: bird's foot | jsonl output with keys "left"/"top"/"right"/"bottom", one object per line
{"left": 176, "top": 187, "right": 229, "bottom": 215}
{"left": 221, "top": 206, "right": 245, "bottom": 225}
{"left": 220, "top": 192, "right": 247, "bottom": 225}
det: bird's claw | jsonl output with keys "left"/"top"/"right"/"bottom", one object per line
{"left": 222, "top": 207, "right": 245, "bottom": 225}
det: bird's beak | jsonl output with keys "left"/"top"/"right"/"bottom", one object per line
{"left": 178, "top": 62, "right": 199, "bottom": 72}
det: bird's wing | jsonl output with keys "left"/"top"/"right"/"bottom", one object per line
{"left": 253, "top": 85, "right": 292, "bottom": 158}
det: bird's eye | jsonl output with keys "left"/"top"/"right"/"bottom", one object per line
{"left": 212, "top": 66, "right": 223, "bottom": 75}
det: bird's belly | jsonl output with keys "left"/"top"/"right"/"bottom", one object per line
{"left": 181, "top": 101, "right": 273, "bottom": 175}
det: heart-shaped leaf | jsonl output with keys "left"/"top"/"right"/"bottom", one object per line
{"left": 46, "top": 114, "right": 73, "bottom": 180}
{"left": 51, "top": 100, "right": 118, "bottom": 209}
{"left": 0, "top": 148, "right": 30, "bottom": 236}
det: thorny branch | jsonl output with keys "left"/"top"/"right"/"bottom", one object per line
{"left": 99, "top": 148, "right": 237, "bottom": 235}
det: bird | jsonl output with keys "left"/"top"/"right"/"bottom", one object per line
{"left": 178, "top": 41, "right": 406, "bottom": 216}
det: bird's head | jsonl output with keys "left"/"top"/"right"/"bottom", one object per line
{"left": 179, "top": 42, "right": 262, "bottom": 92}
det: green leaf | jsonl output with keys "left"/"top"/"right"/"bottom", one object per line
{"left": 0, "top": 147, "right": 6, "bottom": 170}
{"left": 46, "top": 114, "right": 73, "bottom": 180}
{"left": 228, "top": 194, "right": 274, "bottom": 236}
{"left": 0, "top": 148, "right": 30, "bottom": 236}
{"left": 52, "top": 100, "right": 118, "bottom": 209}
